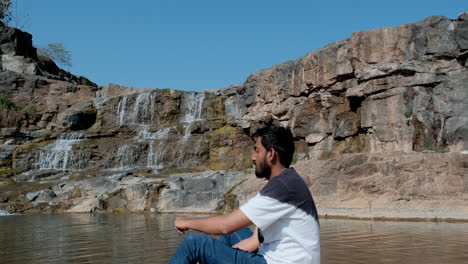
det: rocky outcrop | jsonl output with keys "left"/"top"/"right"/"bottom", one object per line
{"left": 157, "top": 170, "right": 246, "bottom": 213}
{"left": 0, "top": 14, "right": 467, "bottom": 220}
{"left": 0, "top": 170, "right": 248, "bottom": 214}
{"left": 0, "top": 25, "right": 98, "bottom": 136}
{"left": 3, "top": 173, "right": 164, "bottom": 213}
{"left": 236, "top": 14, "right": 468, "bottom": 158}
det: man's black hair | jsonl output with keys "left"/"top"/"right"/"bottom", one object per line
{"left": 252, "top": 125, "right": 295, "bottom": 168}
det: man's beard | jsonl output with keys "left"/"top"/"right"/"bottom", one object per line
{"left": 255, "top": 155, "right": 271, "bottom": 180}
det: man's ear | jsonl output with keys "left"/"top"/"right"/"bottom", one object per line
{"left": 267, "top": 148, "right": 276, "bottom": 163}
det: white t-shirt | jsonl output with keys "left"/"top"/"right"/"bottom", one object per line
{"left": 240, "top": 168, "right": 320, "bottom": 264}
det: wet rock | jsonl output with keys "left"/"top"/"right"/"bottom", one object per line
{"left": 0, "top": 145, "right": 15, "bottom": 167}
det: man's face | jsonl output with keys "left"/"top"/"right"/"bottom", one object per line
{"left": 252, "top": 137, "right": 271, "bottom": 179}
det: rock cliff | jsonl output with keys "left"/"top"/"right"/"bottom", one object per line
{"left": 0, "top": 13, "right": 467, "bottom": 220}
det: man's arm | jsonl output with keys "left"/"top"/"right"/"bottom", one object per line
{"left": 232, "top": 227, "right": 261, "bottom": 253}
{"left": 174, "top": 208, "right": 252, "bottom": 235}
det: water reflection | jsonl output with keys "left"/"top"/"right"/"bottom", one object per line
{"left": 1, "top": 214, "right": 467, "bottom": 264}
{"left": 0, "top": 214, "right": 183, "bottom": 264}
{"left": 321, "top": 219, "right": 468, "bottom": 264}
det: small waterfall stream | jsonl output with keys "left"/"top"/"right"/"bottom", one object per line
{"left": 35, "top": 133, "right": 88, "bottom": 171}
{"left": 116, "top": 96, "right": 128, "bottom": 126}
{"left": 110, "top": 144, "right": 144, "bottom": 171}
{"left": 181, "top": 92, "right": 205, "bottom": 123}
{"left": 181, "top": 92, "right": 205, "bottom": 141}
{"left": 177, "top": 92, "right": 206, "bottom": 164}
{"left": 116, "top": 91, "right": 156, "bottom": 126}
{"left": 146, "top": 127, "right": 172, "bottom": 169}
{"left": 131, "top": 92, "right": 156, "bottom": 125}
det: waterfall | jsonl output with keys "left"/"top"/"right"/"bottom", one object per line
{"left": 146, "top": 127, "right": 172, "bottom": 169}
{"left": 136, "top": 125, "right": 172, "bottom": 140}
{"left": 116, "top": 96, "right": 128, "bottom": 125}
{"left": 181, "top": 92, "right": 205, "bottom": 140}
{"left": 35, "top": 133, "right": 88, "bottom": 171}
{"left": 116, "top": 91, "right": 156, "bottom": 125}
{"left": 131, "top": 92, "right": 156, "bottom": 124}
{"left": 111, "top": 144, "right": 143, "bottom": 170}
{"left": 115, "top": 145, "right": 132, "bottom": 170}
{"left": 181, "top": 92, "right": 205, "bottom": 123}
{"left": 111, "top": 91, "right": 205, "bottom": 171}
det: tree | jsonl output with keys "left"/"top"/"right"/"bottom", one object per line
{"left": 37, "top": 43, "right": 73, "bottom": 68}
{"left": 0, "top": 0, "right": 12, "bottom": 23}
{"left": 1, "top": 1, "right": 72, "bottom": 68}
{"left": 10, "top": 0, "right": 30, "bottom": 29}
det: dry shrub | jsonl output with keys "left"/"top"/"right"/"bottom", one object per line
{"left": 0, "top": 109, "right": 22, "bottom": 128}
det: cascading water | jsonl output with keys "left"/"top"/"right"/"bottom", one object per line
{"left": 181, "top": 92, "right": 205, "bottom": 140}
{"left": 116, "top": 96, "right": 128, "bottom": 126}
{"left": 174, "top": 92, "right": 206, "bottom": 165}
{"left": 110, "top": 144, "right": 145, "bottom": 171}
{"left": 112, "top": 91, "right": 206, "bottom": 172}
{"left": 113, "top": 91, "right": 160, "bottom": 170}
{"left": 135, "top": 125, "right": 172, "bottom": 141}
{"left": 116, "top": 91, "right": 156, "bottom": 126}
{"left": 35, "top": 133, "right": 88, "bottom": 171}
{"left": 131, "top": 92, "right": 156, "bottom": 125}
{"left": 181, "top": 92, "right": 205, "bottom": 123}
{"left": 146, "top": 127, "right": 172, "bottom": 169}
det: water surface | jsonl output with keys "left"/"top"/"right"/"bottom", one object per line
{"left": 1, "top": 214, "right": 467, "bottom": 263}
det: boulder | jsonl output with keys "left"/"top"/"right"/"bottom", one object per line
{"left": 158, "top": 170, "right": 246, "bottom": 213}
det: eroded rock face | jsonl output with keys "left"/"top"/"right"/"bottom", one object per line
{"left": 291, "top": 152, "right": 468, "bottom": 219}
{"left": 239, "top": 14, "right": 467, "bottom": 157}
{"left": 0, "top": 25, "right": 98, "bottom": 137}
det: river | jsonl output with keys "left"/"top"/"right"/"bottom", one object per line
{"left": 1, "top": 213, "right": 467, "bottom": 263}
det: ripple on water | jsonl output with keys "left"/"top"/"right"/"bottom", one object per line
{"left": 320, "top": 219, "right": 468, "bottom": 264}
{"left": 1, "top": 215, "right": 468, "bottom": 264}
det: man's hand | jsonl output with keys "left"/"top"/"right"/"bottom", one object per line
{"left": 171, "top": 209, "right": 252, "bottom": 236}
{"left": 231, "top": 227, "right": 260, "bottom": 253}
{"left": 174, "top": 216, "right": 189, "bottom": 234}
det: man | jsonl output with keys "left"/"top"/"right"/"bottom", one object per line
{"left": 169, "top": 125, "right": 320, "bottom": 264}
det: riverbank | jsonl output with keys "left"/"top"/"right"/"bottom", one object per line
{"left": 318, "top": 204, "right": 468, "bottom": 223}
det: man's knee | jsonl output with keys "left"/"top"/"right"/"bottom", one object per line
{"left": 181, "top": 233, "right": 211, "bottom": 249}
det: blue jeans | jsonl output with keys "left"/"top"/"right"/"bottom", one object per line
{"left": 168, "top": 228, "right": 267, "bottom": 264}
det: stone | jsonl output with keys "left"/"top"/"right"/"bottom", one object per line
{"left": 0, "top": 128, "right": 18, "bottom": 137}
{"left": 158, "top": 170, "right": 246, "bottom": 213}
{"left": 457, "top": 12, "right": 468, "bottom": 49}
{"left": 305, "top": 133, "right": 324, "bottom": 144}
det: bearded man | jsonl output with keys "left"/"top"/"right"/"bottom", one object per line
{"left": 169, "top": 125, "right": 320, "bottom": 264}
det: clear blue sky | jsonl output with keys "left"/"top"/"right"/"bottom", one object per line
{"left": 13, "top": 0, "right": 467, "bottom": 91}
